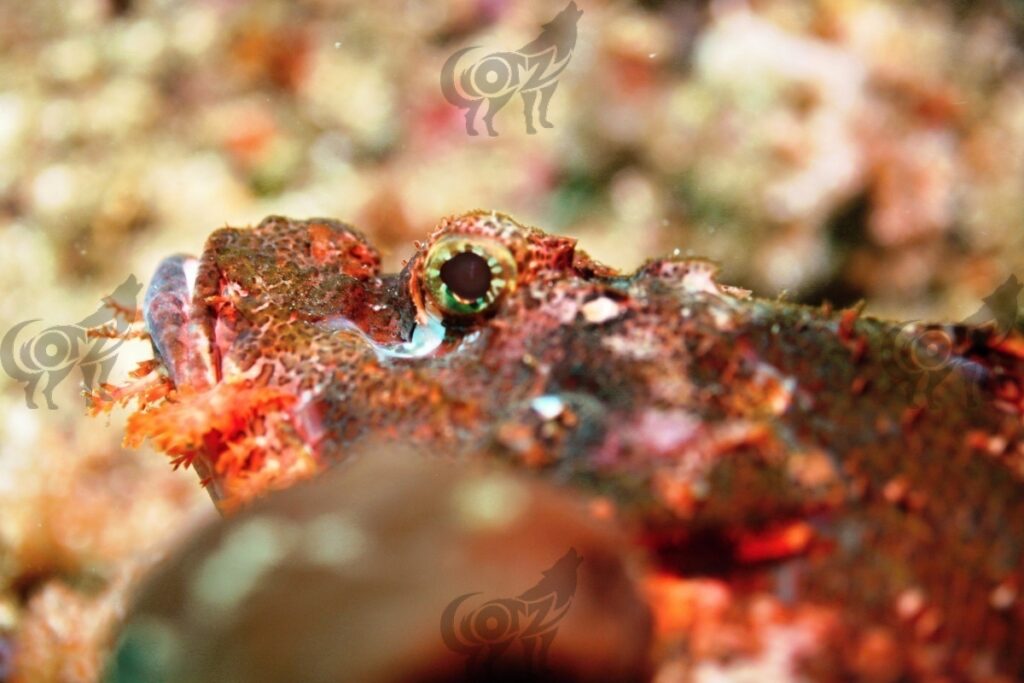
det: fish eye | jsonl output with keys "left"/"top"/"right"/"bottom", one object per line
{"left": 423, "top": 236, "right": 517, "bottom": 318}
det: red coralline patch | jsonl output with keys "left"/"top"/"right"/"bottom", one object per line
{"left": 993, "top": 335, "right": 1024, "bottom": 360}
{"left": 644, "top": 573, "right": 731, "bottom": 638}
{"left": 644, "top": 573, "right": 842, "bottom": 678}
{"left": 733, "top": 521, "right": 816, "bottom": 564}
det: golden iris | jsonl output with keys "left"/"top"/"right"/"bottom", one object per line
{"left": 423, "top": 236, "right": 517, "bottom": 317}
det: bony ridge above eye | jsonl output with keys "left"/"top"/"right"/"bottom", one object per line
{"left": 423, "top": 234, "right": 518, "bottom": 318}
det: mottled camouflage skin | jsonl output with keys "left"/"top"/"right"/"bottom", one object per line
{"left": 136, "top": 212, "right": 1024, "bottom": 680}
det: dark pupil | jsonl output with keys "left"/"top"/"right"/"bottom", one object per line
{"left": 440, "top": 251, "right": 492, "bottom": 301}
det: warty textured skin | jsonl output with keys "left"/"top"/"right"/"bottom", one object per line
{"left": 117, "top": 212, "right": 1024, "bottom": 680}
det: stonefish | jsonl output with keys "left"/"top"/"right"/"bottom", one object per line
{"left": 100, "top": 212, "right": 1023, "bottom": 681}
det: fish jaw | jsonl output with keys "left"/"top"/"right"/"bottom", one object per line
{"left": 143, "top": 254, "right": 219, "bottom": 391}
{"left": 140, "top": 253, "right": 340, "bottom": 509}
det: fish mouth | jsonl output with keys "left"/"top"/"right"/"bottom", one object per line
{"left": 140, "top": 253, "right": 435, "bottom": 508}
{"left": 142, "top": 254, "right": 320, "bottom": 508}
{"left": 143, "top": 254, "right": 220, "bottom": 391}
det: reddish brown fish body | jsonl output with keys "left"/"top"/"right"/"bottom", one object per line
{"left": 120, "top": 212, "right": 1024, "bottom": 679}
